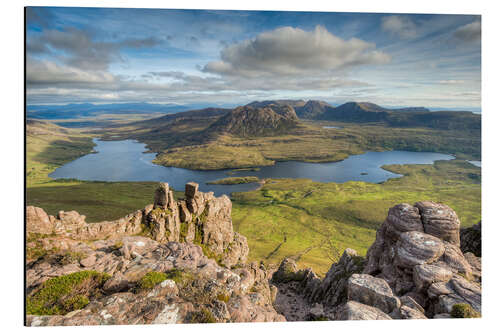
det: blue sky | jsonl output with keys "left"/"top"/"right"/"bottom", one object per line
{"left": 26, "top": 7, "right": 481, "bottom": 110}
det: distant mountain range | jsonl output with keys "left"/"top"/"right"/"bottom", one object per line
{"left": 27, "top": 99, "right": 480, "bottom": 133}
{"left": 244, "top": 100, "right": 479, "bottom": 131}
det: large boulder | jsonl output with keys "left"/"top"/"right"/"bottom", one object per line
{"left": 415, "top": 202, "right": 461, "bottom": 246}
{"left": 395, "top": 231, "right": 445, "bottom": 268}
{"left": 347, "top": 274, "right": 400, "bottom": 314}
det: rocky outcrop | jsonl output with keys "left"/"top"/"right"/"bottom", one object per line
{"left": 460, "top": 221, "right": 481, "bottom": 257}
{"left": 26, "top": 236, "right": 284, "bottom": 326}
{"left": 363, "top": 201, "right": 481, "bottom": 318}
{"left": 26, "top": 206, "right": 53, "bottom": 234}
{"left": 306, "top": 248, "right": 365, "bottom": 307}
{"left": 27, "top": 182, "right": 248, "bottom": 268}
{"left": 27, "top": 194, "right": 481, "bottom": 324}
{"left": 270, "top": 201, "right": 480, "bottom": 321}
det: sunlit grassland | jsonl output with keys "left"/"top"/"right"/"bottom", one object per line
{"left": 26, "top": 121, "right": 95, "bottom": 187}
{"left": 231, "top": 159, "right": 481, "bottom": 275}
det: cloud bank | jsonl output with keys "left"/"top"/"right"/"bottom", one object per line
{"left": 203, "top": 26, "right": 390, "bottom": 78}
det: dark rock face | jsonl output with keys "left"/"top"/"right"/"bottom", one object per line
{"left": 460, "top": 221, "right": 481, "bottom": 257}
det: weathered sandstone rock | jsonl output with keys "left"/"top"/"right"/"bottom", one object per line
{"left": 336, "top": 301, "right": 392, "bottom": 320}
{"left": 395, "top": 231, "right": 445, "bottom": 268}
{"left": 415, "top": 202, "right": 461, "bottom": 246}
{"left": 26, "top": 206, "right": 53, "bottom": 234}
{"left": 347, "top": 274, "right": 401, "bottom": 314}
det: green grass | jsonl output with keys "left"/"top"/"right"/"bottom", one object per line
{"left": 137, "top": 271, "right": 167, "bottom": 290}
{"left": 207, "top": 176, "right": 259, "bottom": 185}
{"left": 26, "top": 270, "right": 110, "bottom": 315}
{"left": 164, "top": 269, "right": 195, "bottom": 286}
{"left": 231, "top": 159, "right": 481, "bottom": 275}
{"left": 27, "top": 181, "right": 162, "bottom": 222}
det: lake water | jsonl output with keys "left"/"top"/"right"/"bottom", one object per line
{"left": 468, "top": 160, "right": 481, "bottom": 168}
{"left": 50, "top": 139, "right": 454, "bottom": 196}
{"left": 323, "top": 126, "right": 342, "bottom": 129}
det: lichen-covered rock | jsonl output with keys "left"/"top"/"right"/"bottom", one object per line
{"left": 398, "top": 305, "right": 427, "bottom": 319}
{"left": 440, "top": 242, "right": 473, "bottom": 279}
{"left": 395, "top": 231, "right": 445, "bottom": 268}
{"left": 413, "top": 264, "right": 452, "bottom": 292}
{"left": 385, "top": 204, "right": 424, "bottom": 241}
{"left": 347, "top": 274, "right": 401, "bottom": 314}
{"left": 432, "top": 275, "right": 481, "bottom": 314}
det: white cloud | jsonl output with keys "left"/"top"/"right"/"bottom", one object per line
{"left": 203, "top": 25, "right": 390, "bottom": 78}
{"left": 439, "top": 80, "right": 465, "bottom": 85}
{"left": 381, "top": 16, "right": 418, "bottom": 39}
{"left": 454, "top": 21, "right": 481, "bottom": 43}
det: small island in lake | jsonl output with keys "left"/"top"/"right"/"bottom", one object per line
{"left": 207, "top": 176, "right": 260, "bottom": 185}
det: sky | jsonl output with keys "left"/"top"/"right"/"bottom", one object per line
{"left": 25, "top": 7, "right": 481, "bottom": 110}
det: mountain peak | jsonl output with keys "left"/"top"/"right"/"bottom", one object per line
{"left": 206, "top": 105, "right": 299, "bottom": 137}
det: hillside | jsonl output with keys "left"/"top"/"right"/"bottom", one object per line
{"left": 294, "top": 100, "right": 333, "bottom": 119}
{"left": 26, "top": 119, "right": 95, "bottom": 186}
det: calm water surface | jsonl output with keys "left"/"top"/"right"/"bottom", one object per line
{"left": 50, "top": 139, "right": 454, "bottom": 196}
